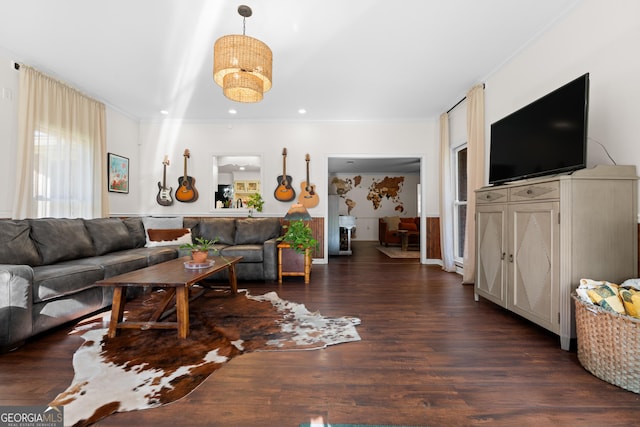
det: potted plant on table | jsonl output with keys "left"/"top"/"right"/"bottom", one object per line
{"left": 180, "top": 237, "right": 219, "bottom": 263}
{"left": 246, "top": 193, "right": 264, "bottom": 217}
{"left": 278, "top": 220, "right": 318, "bottom": 254}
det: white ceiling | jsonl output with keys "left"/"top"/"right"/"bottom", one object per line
{"left": 0, "top": 0, "right": 579, "bottom": 123}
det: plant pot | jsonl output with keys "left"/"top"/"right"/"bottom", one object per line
{"left": 191, "top": 250, "right": 208, "bottom": 263}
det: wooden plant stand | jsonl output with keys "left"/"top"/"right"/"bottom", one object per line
{"left": 277, "top": 243, "right": 311, "bottom": 284}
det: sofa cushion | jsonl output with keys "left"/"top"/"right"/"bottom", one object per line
{"left": 142, "top": 216, "right": 183, "bottom": 247}
{"left": 123, "top": 217, "right": 146, "bottom": 248}
{"left": 32, "top": 263, "right": 104, "bottom": 303}
{"left": 84, "top": 218, "right": 134, "bottom": 255}
{"left": 146, "top": 228, "right": 193, "bottom": 247}
{"left": 220, "top": 244, "right": 264, "bottom": 262}
{"left": 119, "top": 247, "right": 179, "bottom": 266}
{"left": 197, "top": 218, "right": 236, "bottom": 245}
{"left": 0, "top": 220, "right": 42, "bottom": 266}
{"left": 234, "top": 218, "right": 281, "bottom": 245}
{"left": 62, "top": 252, "right": 148, "bottom": 279}
{"left": 29, "top": 218, "right": 96, "bottom": 264}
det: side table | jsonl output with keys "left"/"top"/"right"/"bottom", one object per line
{"left": 277, "top": 242, "right": 311, "bottom": 284}
{"left": 398, "top": 230, "right": 420, "bottom": 251}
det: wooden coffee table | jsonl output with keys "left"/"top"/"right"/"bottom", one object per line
{"left": 95, "top": 255, "right": 242, "bottom": 339}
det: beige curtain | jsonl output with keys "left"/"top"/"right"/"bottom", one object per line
{"left": 462, "top": 84, "right": 485, "bottom": 284}
{"left": 439, "top": 113, "right": 456, "bottom": 272}
{"left": 13, "top": 65, "right": 107, "bottom": 219}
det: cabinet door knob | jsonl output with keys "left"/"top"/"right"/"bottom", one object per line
{"left": 509, "top": 254, "right": 514, "bottom": 263}
{"left": 526, "top": 189, "right": 533, "bottom": 194}
{"left": 501, "top": 252, "right": 505, "bottom": 260}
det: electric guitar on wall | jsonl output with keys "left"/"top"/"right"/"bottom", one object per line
{"left": 156, "top": 157, "right": 173, "bottom": 206}
{"left": 175, "top": 149, "right": 199, "bottom": 203}
{"left": 298, "top": 153, "right": 319, "bottom": 208}
{"left": 274, "top": 148, "right": 296, "bottom": 202}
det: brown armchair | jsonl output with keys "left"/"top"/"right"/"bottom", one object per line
{"left": 378, "top": 216, "right": 420, "bottom": 246}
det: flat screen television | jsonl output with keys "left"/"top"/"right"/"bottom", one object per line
{"left": 488, "top": 73, "right": 589, "bottom": 185}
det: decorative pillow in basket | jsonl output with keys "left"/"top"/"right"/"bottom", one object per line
{"left": 573, "top": 278, "right": 640, "bottom": 394}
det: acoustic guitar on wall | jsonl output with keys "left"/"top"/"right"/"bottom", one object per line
{"left": 156, "top": 156, "right": 173, "bottom": 206}
{"left": 175, "top": 149, "right": 198, "bottom": 203}
{"left": 298, "top": 153, "right": 319, "bottom": 208}
{"left": 274, "top": 148, "right": 296, "bottom": 202}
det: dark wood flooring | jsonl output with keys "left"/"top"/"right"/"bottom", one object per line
{"left": 1, "top": 241, "right": 638, "bottom": 426}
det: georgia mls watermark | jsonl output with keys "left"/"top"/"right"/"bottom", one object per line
{"left": 0, "top": 406, "right": 63, "bottom": 427}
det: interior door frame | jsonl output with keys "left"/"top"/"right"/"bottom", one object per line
{"left": 325, "top": 154, "right": 425, "bottom": 263}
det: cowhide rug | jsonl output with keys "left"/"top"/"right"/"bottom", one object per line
{"left": 50, "top": 289, "right": 361, "bottom": 427}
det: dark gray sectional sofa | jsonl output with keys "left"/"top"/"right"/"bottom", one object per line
{"left": 0, "top": 216, "right": 281, "bottom": 351}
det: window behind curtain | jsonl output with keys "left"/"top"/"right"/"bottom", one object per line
{"left": 34, "top": 129, "right": 94, "bottom": 217}
{"left": 453, "top": 145, "right": 467, "bottom": 263}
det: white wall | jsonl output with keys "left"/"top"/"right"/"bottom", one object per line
{"left": 136, "top": 120, "right": 436, "bottom": 261}
{"left": 0, "top": 50, "right": 19, "bottom": 219}
{"left": 106, "top": 108, "right": 141, "bottom": 215}
{"left": 135, "top": 120, "right": 436, "bottom": 218}
{"left": 484, "top": 0, "right": 640, "bottom": 186}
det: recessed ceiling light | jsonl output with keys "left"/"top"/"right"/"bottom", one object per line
{"left": 298, "top": 108, "right": 307, "bottom": 115}
{"left": 160, "top": 110, "right": 169, "bottom": 115}
{"left": 228, "top": 109, "right": 237, "bottom": 115}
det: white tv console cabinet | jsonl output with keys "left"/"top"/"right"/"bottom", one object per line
{"left": 474, "top": 165, "right": 638, "bottom": 350}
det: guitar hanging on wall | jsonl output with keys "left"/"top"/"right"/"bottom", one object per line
{"left": 175, "top": 149, "right": 199, "bottom": 203}
{"left": 274, "top": 147, "right": 296, "bottom": 202}
{"left": 298, "top": 153, "right": 319, "bottom": 208}
{"left": 156, "top": 156, "right": 173, "bottom": 206}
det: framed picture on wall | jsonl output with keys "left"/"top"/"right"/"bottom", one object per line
{"left": 108, "top": 153, "right": 129, "bottom": 193}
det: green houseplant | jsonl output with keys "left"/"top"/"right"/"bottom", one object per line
{"left": 278, "top": 220, "right": 318, "bottom": 255}
{"left": 246, "top": 193, "right": 264, "bottom": 217}
{"left": 180, "top": 237, "right": 219, "bottom": 263}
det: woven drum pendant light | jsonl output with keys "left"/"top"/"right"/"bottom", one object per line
{"left": 213, "top": 5, "right": 272, "bottom": 103}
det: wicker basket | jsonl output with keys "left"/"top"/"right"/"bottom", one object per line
{"left": 573, "top": 294, "right": 640, "bottom": 393}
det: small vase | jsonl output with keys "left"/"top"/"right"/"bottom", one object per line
{"left": 191, "top": 250, "right": 208, "bottom": 263}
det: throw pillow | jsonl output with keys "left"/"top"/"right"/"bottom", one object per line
{"left": 142, "top": 216, "right": 183, "bottom": 247}
{"left": 0, "top": 220, "right": 42, "bottom": 265}
{"left": 587, "top": 283, "right": 625, "bottom": 314}
{"left": 383, "top": 216, "right": 401, "bottom": 231}
{"left": 619, "top": 288, "right": 640, "bottom": 318}
{"left": 146, "top": 228, "right": 193, "bottom": 247}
